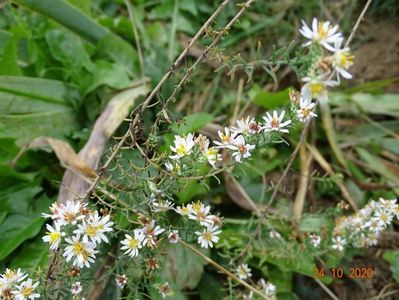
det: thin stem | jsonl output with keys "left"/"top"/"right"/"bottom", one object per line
{"left": 344, "top": 0, "right": 373, "bottom": 48}
{"left": 314, "top": 278, "right": 340, "bottom": 300}
{"left": 179, "top": 240, "right": 270, "bottom": 300}
{"left": 125, "top": 0, "right": 145, "bottom": 79}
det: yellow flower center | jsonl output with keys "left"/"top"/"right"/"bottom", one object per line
{"left": 238, "top": 144, "right": 247, "bottom": 154}
{"left": 239, "top": 268, "right": 247, "bottom": 275}
{"left": 301, "top": 108, "right": 311, "bottom": 117}
{"left": 22, "top": 287, "right": 33, "bottom": 297}
{"left": 129, "top": 238, "right": 138, "bottom": 249}
{"left": 192, "top": 202, "right": 203, "bottom": 213}
{"left": 176, "top": 144, "right": 187, "bottom": 156}
{"left": 85, "top": 225, "right": 98, "bottom": 237}
{"left": 381, "top": 214, "right": 388, "bottom": 222}
{"left": 338, "top": 52, "right": 354, "bottom": 69}
{"left": 317, "top": 22, "right": 330, "bottom": 40}
{"left": 180, "top": 206, "right": 189, "bottom": 215}
{"left": 310, "top": 82, "right": 324, "bottom": 97}
{"left": 49, "top": 231, "right": 61, "bottom": 243}
{"left": 73, "top": 242, "right": 88, "bottom": 260}
{"left": 4, "top": 270, "right": 15, "bottom": 280}
{"left": 202, "top": 232, "right": 212, "bottom": 241}
{"left": 221, "top": 133, "right": 231, "bottom": 143}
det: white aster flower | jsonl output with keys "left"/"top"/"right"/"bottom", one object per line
{"left": 332, "top": 38, "right": 354, "bottom": 81}
{"left": 188, "top": 203, "right": 212, "bottom": 226}
{"left": 226, "top": 135, "right": 255, "bottom": 163}
{"left": 56, "top": 201, "right": 84, "bottom": 226}
{"left": 236, "top": 264, "right": 252, "bottom": 280}
{"left": 373, "top": 209, "right": 393, "bottom": 228}
{"left": 11, "top": 278, "right": 40, "bottom": 300}
{"left": 169, "top": 133, "right": 195, "bottom": 160}
{"left": 202, "top": 146, "right": 222, "bottom": 169}
{"left": 309, "top": 233, "right": 321, "bottom": 247}
{"left": 115, "top": 274, "right": 128, "bottom": 289}
{"left": 158, "top": 282, "right": 173, "bottom": 299}
{"left": 174, "top": 205, "right": 190, "bottom": 216}
{"left": 63, "top": 235, "right": 98, "bottom": 268}
{"left": 74, "top": 211, "right": 113, "bottom": 244}
{"left": 296, "top": 97, "right": 317, "bottom": 122}
{"left": 0, "top": 269, "right": 28, "bottom": 287}
{"left": 164, "top": 161, "right": 181, "bottom": 174}
{"left": 231, "top": 116, "right": 253, "bottom": 135}
{"left": 142, "top": 221, "right": 165, "bottom": 247}
{"left": 41, "top": 202, "right": 61, "bottom": 220}
{"left": 258, "top": 279, "right": 276, "bottom": 297}
{"left": 42, "top": 223, "right": 65, "bottom": 250}
{"left": 301, "top": 74, "right": 338, "bottom": 102}
{"left": 262, "top": 110, "right": 292, "bottom": 133}
{"left": 150, "top": 200, "right": 174, "bottom": 213}
{"left": 299, "top": 18, "right": 342, "bottom": 51}
{"left": 214, "top": 127, "right": 237, "bottom": 148}
{"left": 71, "top": 282, "right": 82, "bottom": 295}
{"left": 363, "top": 218, "right": 384, "bottom": 234}
{"left": 121, "top": 229, "right": 145, "bottom": 258}
{"left": 195, "top": 226, "right": 222, "bottom": 249}
{"left": 168, "top": 230, "right": 179, "bottom": 244}
{"left": 331, "top": 236, "right": 346, "bottom": 252}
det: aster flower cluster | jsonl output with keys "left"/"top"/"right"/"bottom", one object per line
{"left": 332, "top": 198, "right": 398, "bottom": 251}
{"left": 175, "top": 201, "right": 222, "bottom": 249}
{"left": 120, "top": 220, "right": 165, "bottom": 257}
{"left": 236, "top": 264, "right": 276, "bottom": 299}
{"left": 42, "top": 201, "right": 114, "bottom": 269}
{"left": 291, "top": 18, "right": 355, "bottom": 126}
{"left": 0, "top": 269, "right": 39, "bottom": 300}
{"left": 167, "top": 112, "right": 292, "bottom": 168}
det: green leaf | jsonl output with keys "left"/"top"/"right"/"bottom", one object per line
{"left": 0, "top": 76, "right": 79, "bottom": 144}
{"left": 14, "top": 0, "right": 107, "bottom": 44}
{"left": 0, "top": 36, "right": 22, "bottom": 76}
{"left": 95, "top": 33, "right": 139, "bottom": 77}
{"left": 171, "top": 112, "right": 214, "bottom": 135}
{"left": 81, "top": 60, "right": 131, "bottom": 94}
{"left": 161, "top": 243, "right": 209, "bottom": 290}
{"left": 0, "top": 165, "right": 35, "bottom": 190}
{"left": 177, "top": 180, "right": 207, "bottom": 203}
{"left": 0, "top": 214, "right": 45, "bottom": 260}
{"left": 0, "top": 183, "right": 42, "bottom": 213}
{"left": 383, "top": 250, "right": 399, "bottom": 283}
{"left": 251, "top": 85, "right": 290, "bottom": 109}
{"left": 263, "top": 264, "right": 292, "bottom": 293}
{"left": 0, "top": 138, "right": 20, "bottom": 164}
{"left": 0, "top": 30, "right": 11, "bottom": 56}
{"left": 45, "top": 28, "right": 94, "bottom": 71}
{"left": 10, "top": 236, "right": 49, "bottom": 270}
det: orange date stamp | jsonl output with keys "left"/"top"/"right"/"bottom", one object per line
{"left": 313, "top": 267, "right": 374, "bottom": 279}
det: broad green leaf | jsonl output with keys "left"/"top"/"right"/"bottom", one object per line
{"left": 81, "top": 60, "right": 131, "bottom": 94}
{"left": 0, "top": 36, "right": 21, "bottom": 76}
{"left": 0, "top": 138, "right": 19, "bottom": 164}
{"left": 161, "top": 243, "right": 209, "bottom": 290}
{"left": 0, "top": 214, "right": 45, "bottom": 260}
{"left": 0, "top": 76, "right": 79, "bottom": 144}
{"left": 10, "top": 236, "right": 49, "bottom": 270}
{"left": 177, "top": 180, "right": 208, "bottom": 203}
{"left": 14, "top": 0, "right": 107, "bottom": 44}
{"left": 251, "top": 85, "right": 290, "bottom": 109}
{"left": 263, "top": 264, "right": 292, "bottom": 293}
{"left": 0, "top": 30, "right": 11, "bottom": 55}
{"left": 95, "top": 33, "right": 139, "bottom": 77}
{"left": 45, "top": 28, "right": 94, "bottom": 71}
{"left": 68, "top": 0, "right": 91, "bottom": 15}
{"left": 0, "top": 183, "right": 42, "bottom": 213}
{"left": 0, "top": 165, "right": 35, "bottom": 190}
{"left": 171, "top": 112, "right": 214, "bottom": 135}
{"left": 383, "top": 250, "right": 399, "bottom": 283}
